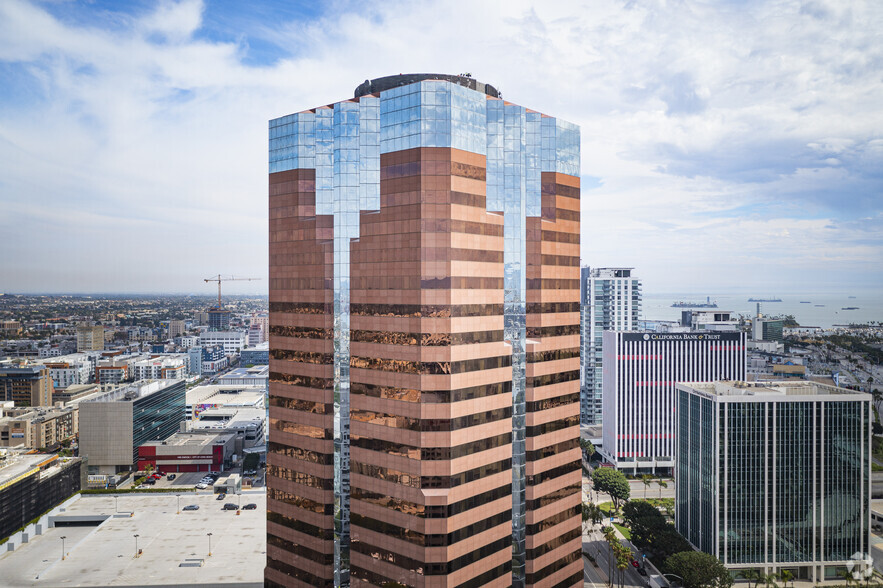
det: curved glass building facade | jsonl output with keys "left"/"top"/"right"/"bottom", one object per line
{"left": 266, "top": 75, "right": 582, "bottom": 588}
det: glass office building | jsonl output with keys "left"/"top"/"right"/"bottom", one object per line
{"left": 267, "top": 74, "right": 582, "bottom": 588}
{"left": 78, "top": 379, "right": 185, "bottom": 475}
{"left": 676, "top": 381, "right": 871, "bottom": 581}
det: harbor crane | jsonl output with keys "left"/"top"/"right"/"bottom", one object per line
{"left": 203, "top": 275, "right": 260, "bottom": 309}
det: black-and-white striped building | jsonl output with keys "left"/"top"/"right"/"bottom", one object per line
{"left": 599, "top": 331, "right": 746, "bottom": 474}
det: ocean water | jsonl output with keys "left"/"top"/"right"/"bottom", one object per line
{"left": 643, "top": 293, "right": 883, "bottom": 329}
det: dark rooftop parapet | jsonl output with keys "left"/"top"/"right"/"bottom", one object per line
{"left": 354, "top": 73, "right": 500, "bottom": 98}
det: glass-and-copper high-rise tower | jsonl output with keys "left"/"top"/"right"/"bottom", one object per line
{"left": 266, "top": 74, "right": 581, "bottom": 588}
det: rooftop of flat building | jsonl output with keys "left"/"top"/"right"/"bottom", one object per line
{"left": 80, "top": 379, "right": 182, "bottom": 403}
{"left": 0, "top": 490, "right": 265, "bottom": 586}
{"left": 586, "top": 267, "right": 636, "bottom": 278}
{"left": 0, "top": 452, "right": 64, "bottom": 486}
{"left": 186, "top": 385, "right": 266, "bottom": 406}
{"left": 242, "top": 342, "right": 269, "bottom": 351}
{"left": 141, "top": 430, "right": 236, "bottom": 449}
{"left": 131, "top": 356, "right": 186, "bottom": 366}
{"left": 193, "top": 407, "right": 265, "bottom": 431}
{"left": 0, "top": 364, "right": 46, "bottom": 375}
{"left": 354, "top": 73, "right": 500, "bottom": 99}
{"left": 0, "top": 405, "right": 75, "bottom": 422}
{"left": 218, "top": 365, "right": 269, "bottom": 379}
{"left": 680, "top": 380, "right": 870, "bottom": 399}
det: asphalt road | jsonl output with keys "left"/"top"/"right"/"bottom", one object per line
{"left": 583, "top": 534, "right": 650, "bottom": 588}
{"left": 584, "top": 478, "right": 676, "bottom": 505}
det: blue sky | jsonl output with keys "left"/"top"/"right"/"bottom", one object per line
{"left": 0, "top": 0, "right": 881, "bottom": 295}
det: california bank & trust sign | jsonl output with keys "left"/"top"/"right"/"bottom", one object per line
{"left": 622, "top": 332, "right": 743, "bottom": 342}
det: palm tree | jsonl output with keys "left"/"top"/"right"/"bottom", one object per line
{"left": 590, "top": 504, "right": 603, "bottom": 539}
{"left": 739, "top": 569, "right": 762, "bottom": 588}
{"left": 601, "top": 525, "right": 617, "bottom": 588}
{"left": 779, "top": 570, "right": 794, "bottom": 588}
{"left": 762, "top": 572, "right": 779, "bottom": 588}
{"left": 612, "top": 541, "right": 630, "bottom": 588}
{"left": 657, "top": 479, "right": 668, "bottom": 499}
{"left": 641, "top": 474, "right": 653, "bottom": 499}
{"left": 582, "top": 502, "right": 591, "bottom": 526}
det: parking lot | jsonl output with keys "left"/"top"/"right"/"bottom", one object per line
{"left": 121, "top": 467, "right": 265, "bottom": 491}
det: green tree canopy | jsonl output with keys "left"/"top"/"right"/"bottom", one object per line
{"left": 580, "top": 438, "right": 595, "bottom": 459}
{"left": 664, "top": 551, "right": 733, "bottom": 588}
{"left": 591, "top": 467, "right": 630, "bottom": 511}
{"left": 621, "top": 501, "right": 691, "bottom": 560}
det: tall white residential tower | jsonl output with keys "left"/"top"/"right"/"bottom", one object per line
{"left": 580, "top": 267, "right": 641, "bottom": 425}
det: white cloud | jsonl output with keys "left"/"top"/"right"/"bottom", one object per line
{"left": 138, "top": 0, "right": 205, "bottom": 43}
{"left": 0, "top": 0, "right": 881, "bottom": 294}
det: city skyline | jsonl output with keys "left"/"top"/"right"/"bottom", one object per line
{"left": 1, "top": 0, "right": 882, "bottom": 295}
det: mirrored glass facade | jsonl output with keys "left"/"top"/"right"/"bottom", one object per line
{"left": 676, "top": 381, "right": 871, "bottom": 581}
{"left": 267, "top": 75, "right": 581, "bottom": 588}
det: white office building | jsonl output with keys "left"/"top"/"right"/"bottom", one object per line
{"left": 580, "top": 267, "right": 641, "bottom": 425}
{"left": 600, "top": 331, "right": 746, "bottom": 474}
{"left": 198, "top": 331, "right": 246, "bottom": 354}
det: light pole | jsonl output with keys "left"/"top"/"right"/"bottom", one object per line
{"left": 176, "top": 493, "right": 181, "bottom": 515}
{"left": 60, "top": 535, "right": 66, "bottom": 561}
{"left": 113, "top": 494, "right": 118, "bottom": 513}
{"left": 207, "top": 532, "right": 213, "bottom": 557}
{"left": 237, "top": 492, "right": 241, "bottom": 513}
{"left": 134, "top": 534, "right": 139, "bottom": 558}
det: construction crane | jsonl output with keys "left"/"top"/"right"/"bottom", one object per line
{"left": 203, "top": 275, "right": 261, "bottom": 309}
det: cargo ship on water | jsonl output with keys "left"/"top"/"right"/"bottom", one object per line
{"left": 671, "top": 297, "right": 718, "bottom": 308}
{"left": 748, "top": 297, "right": 782, "bottom": 302}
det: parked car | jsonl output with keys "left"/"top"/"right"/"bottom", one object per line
{"left": 143, "top": 478, "right": 156, "bottom": 485}
{"left": 182, "top": 505, "right": 199, "bottom": 511}
{"left": 223, "top": 503, "right": 238, "bottom": 510}
{"left": 242, "top": 503, "right": 258, "bottom": 510}
{"left": 196, "top": 483, "right": 207, "bottom": 489}
{"left": 167, "top": 474, "right": 176, "bottom": 481}
{"left": 216, "top": 493, "right": 226, "bottom": 500}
